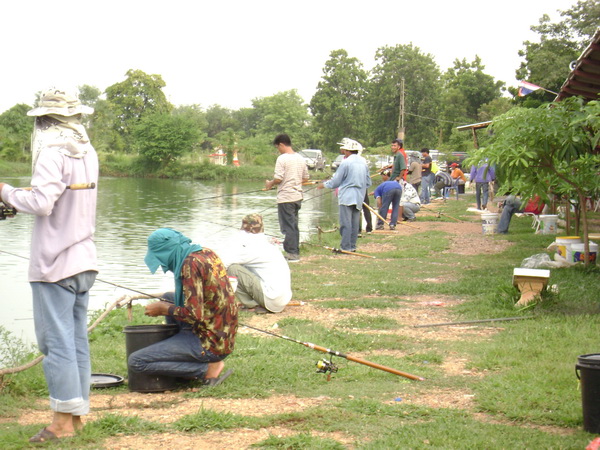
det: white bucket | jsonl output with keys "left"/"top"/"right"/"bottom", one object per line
{"left": 556, "top": 236, "right": 581, "bottom": 260}
{"left": 570, "top": 242, "right": 598, "bottom": 264}
{"left": 539, "top": 214, "right": 558, "bottom": 235}
{"left": 481, "top": 213, "right": 499, "bottom": 235}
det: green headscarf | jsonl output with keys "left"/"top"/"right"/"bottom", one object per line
{"left": 144, "top": 228, "right": 202, "bottom": 307}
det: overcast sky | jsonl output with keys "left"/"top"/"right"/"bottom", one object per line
{"left": 1, "top": 0, "right": 579, "bottom": 114}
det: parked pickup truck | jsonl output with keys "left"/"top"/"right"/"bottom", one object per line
{"left": 299, "top": 149, "right": 326, "bottom": 171}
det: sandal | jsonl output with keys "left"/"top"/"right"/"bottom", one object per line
{"left": 29, "top": 427, "right": 59, "bottom": 443}
{"left": 203, "top": 369, "right": 234, "bottom": 387}
{"left": 253, "top": 306, "right": 269, "bottom": 314}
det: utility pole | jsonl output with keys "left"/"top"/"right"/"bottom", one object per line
{"left": 397, "top": 77, "right": 405, "bottom": 141}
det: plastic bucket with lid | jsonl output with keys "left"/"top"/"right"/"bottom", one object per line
{"left": 570, "top": 242, "right": 598, "bottom": 264}
{"left": 124, "top": 324, "right": 180, "bottom": 393}
{"left": 576, "top": 353, "right": 600, "bottom": 433}
{"left": 481, "top": 213, "right": 499, "bottom": 235}
{"left": 539, "top": 214, "right": 558, "bottom": 235}
{"left": 555, "top": 236, "right": 581, "bottom": 260}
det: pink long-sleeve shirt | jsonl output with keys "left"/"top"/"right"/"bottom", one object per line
{"left": 1, "top": 147, "right": 98, "bottom": 282}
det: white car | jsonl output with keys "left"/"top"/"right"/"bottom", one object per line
{"left": 366, "top": 155, "right": 393, "bottom": 170}
{"left": 299, "top": 149, "right": 326, "bottom": 171}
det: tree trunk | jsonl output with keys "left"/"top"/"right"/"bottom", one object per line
{"left": 577, "top": 189, "right": 591, "bottom": 267}
{"left": 565, "top": 197, "right": 571, "bottom": 235}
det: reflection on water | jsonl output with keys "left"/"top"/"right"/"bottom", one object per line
{"left": 0, "top": 176, "right": 337, "bottom": 345}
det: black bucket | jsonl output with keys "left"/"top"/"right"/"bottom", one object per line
{"left": 124, "top": 324, "right": 179, "bottom": 393}
{"left": 576, "top": 353, "right": 600, "bottom": 433}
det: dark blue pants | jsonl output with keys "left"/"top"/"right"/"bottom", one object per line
{"left": 278, "top": 201, "right": 301, "bottom": 255}
{"left": 378, "top": 188, "right": 402, "bottom": 226}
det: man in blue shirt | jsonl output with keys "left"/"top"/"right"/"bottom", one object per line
{"left": 319, "top": 139, "right": 372, "bottom": 252}
{"left": 373, "top": 169, "right": 402, "bottom": 230}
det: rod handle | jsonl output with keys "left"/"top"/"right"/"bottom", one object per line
{"left": 67, "top": 182, "right": 96, "bottom": 190}
{"left": 22, "top": 182, "right": 96, "bottom": 191}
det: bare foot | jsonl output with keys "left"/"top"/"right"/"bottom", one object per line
{"left": 73, "top": 415, "right": 84, "bottom": 431}
{"left": 45, "top": 411, "right": 89, "bottom": 438}
{"left": 205, "top": 360, "right": 224, "bottom": 379}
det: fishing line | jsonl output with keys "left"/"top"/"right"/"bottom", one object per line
{"left": 0, "top": 249, "right": 170, "bottom": 302}
{"left": 164, "top": 187, "right": 269, "bottom": 207}
{"left": 0, "top": 249, "right": 419, "bottom": 379}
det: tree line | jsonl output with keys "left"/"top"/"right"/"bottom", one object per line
{"left": 0, "top": 0, "right": 597, "bottom": 170}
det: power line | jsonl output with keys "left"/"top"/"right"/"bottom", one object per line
{"left": 404, "top": 111, "right": 464, "bottom": 125}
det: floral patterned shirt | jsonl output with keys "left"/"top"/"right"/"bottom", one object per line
{"left": 169, "top": 249, "right": 238, "bottom": 356}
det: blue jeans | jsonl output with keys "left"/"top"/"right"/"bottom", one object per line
{"left": 277, "top": 201, "right": 301, "bottom": 255}
{"left": 31, "top": 271, "right": 97, "bottom": 415}
{"left": 128, "top": 327, "right": 224, "bottom": 379}
{"left": 497, "top": 196, "right": 522, "bottom": 233}
{"left": 420, "top": 173, "right": 434, "bottom": 204}
{"left": 339, "top": 204, "right": 361, "bottom": 251}
{"left": 475, "top": 182, "right": 490, "bottom": 209}
{"left": 378, "top": 188, "right": 402, "bottom": 227}
{"left": 401, "top": 202, "right": 420, "bottom": 220}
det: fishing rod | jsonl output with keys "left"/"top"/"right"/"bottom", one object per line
{"left": 243, "top": 323, "right": 424, "bottom": 381}
{"left": 0, "top": 203, "right": 16, "bottom": 220}
{"left": 419, "top": 206, "right": 463, "bottom": 223}
{"left": 323, "top": 246, "right": 374, "bottom": 258}
{"left": 23, "top": 182, "right": 96, "bottom": 191}
{"left": 413, "top": 316, "right": 534, "bottom": 328}
{"left": 0, "top": 250, "right": 172, "bottom": 303}
{"left": 1, "top": 183, "right": 97, "bottom": 220}
{"left": 0, "top": 254, "right": 420, "bottom": 382}
{"left": 362, "top": 202, "right": 419, "bottom": 230}
{"left": 137, "top": 187, "right": 272, "bottom": 216}
{"left": 301, "top": 242, "right": 375, "bottom": 258}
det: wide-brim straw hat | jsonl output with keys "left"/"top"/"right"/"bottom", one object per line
{"left": 27, "top": 88, "right": 94, "bottom": 117}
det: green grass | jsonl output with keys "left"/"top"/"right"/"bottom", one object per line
{"left": 335, "top": 314, "right": 400, "bottom": 329}
{"left": 1, "top": 194, "right": 599, "bottom": 448}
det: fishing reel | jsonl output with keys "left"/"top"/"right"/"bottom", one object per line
{"left": 0, "top": 202, "right": 17, "bottom": 220}
{"left": 316, "top": 358, "right": 338, "bottom": 375}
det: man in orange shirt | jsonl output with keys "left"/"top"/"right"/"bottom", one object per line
{"left": 450, "top": 163, "right": 466, "bottom": 183}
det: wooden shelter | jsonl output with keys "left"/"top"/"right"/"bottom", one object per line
{"left": 455, "top": 121, "right": 492, "bottom": 149}
{"left": 555, "top": 28, "right": 600, "bottom": 102}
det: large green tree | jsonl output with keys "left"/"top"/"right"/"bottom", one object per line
{"left": 133, "top": 112, "right": 200, "bottom": 168}
{"left": 442, "top": 57, "right": 504, "bottom": 122}
{"left": 105, "top": 69, "right": 172, "bottom": 148}
{"left": 251, "top": 90, "right": 312, "bottom": 148}
{"left": 515, "top": 0, "right": 599, "bottom": 104}
{"left": 204, "top": 105, "right": 239, "bottom": 138}
{"left": 439, "top": 57, "right": 505, "bottom": 148}
{"left": 0, "top": 104, "right": 33, "bottom": 161}
{"left": 561, "top": 0, "right": 600, "bottom": 41}
{"left": 367, "top": 43, "right": 442, "bottom": 148}
{"left": 310, "top": 49, "right": 368, "bottom": 151}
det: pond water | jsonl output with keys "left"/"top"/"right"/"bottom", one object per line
{"left": 0, "top": 176, "right": 338, "bottom": 349}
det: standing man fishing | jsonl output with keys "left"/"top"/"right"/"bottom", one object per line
{"left": 420, "top": 148, "right": 434, "bottom": 205}
{"left": 0, "top": 88, "right": 98, "bottom": 443}
{"left": 390, "top": 138, "right": 408, "bottom": 181}
{"left": 318, "top": 139, "right": 371, "bottom": 252}
{"left": 265, "top": 134, "right": 309, "bottom": 263}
